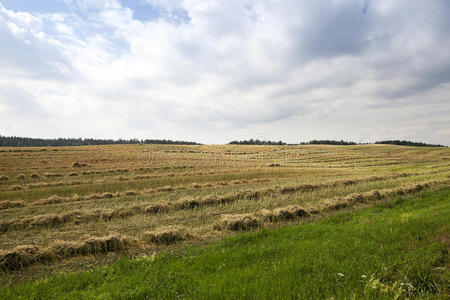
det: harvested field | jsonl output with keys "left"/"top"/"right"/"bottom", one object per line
{"left": 0, "top": 143, "right": 449, "bottom": 282}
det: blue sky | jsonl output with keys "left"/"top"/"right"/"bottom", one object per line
{"left": 0, "top": 0, "right": 449, "bottom": 144}
{"left": 0, "top": 0, "right": 189, "bottom": 23}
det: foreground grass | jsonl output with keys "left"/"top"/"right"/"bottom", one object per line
{"left": 2, "top": 188, "right": 449, "bottom": 299}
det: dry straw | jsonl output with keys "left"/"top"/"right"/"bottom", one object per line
{"left": 0, "top": 200, "right": 24, "bottom": 210}
{"left": 0, "top": 234, "right": 135, "bottom": 271}
{"left": 217, "top": 213, "right": 260, "bottom": 231}
{"left": 145, "top": 226, "right": 194, "bottom": 245}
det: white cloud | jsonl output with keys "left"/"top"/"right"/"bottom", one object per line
{"left": 0, "top": 0, "right": 449, "bottom": 145}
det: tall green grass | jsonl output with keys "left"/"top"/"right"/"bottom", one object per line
{"left": 2, "top": 188, "right": 449, "bottom": 299}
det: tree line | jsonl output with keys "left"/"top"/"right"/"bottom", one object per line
{"left": 374, "top": 140, "right": 445, "bottom": 147}
{"left": 0, "top": 136, "right": 445, "bottom": 147}
{"left": 0, "top": 136, "right": 201, "bottom": 147}
{"left": 229, "top": 139, "right": 445, "bottom": 147}
{"left": 228, "top": 139, "right": 356, "bottom": 146}
{"left": 228, "top": 139, "right": 286, "bottom": 145}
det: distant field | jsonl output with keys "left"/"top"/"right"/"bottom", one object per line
{"left": 0, "top": 144, "right": 449, "bottom": 283}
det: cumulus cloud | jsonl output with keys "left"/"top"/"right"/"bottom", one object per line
{"left": 0, "top": 0, "right": 449, "bottom": 144}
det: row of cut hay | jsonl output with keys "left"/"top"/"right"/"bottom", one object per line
{"left": 174, "top": 193, "right": 238, "bottom": 209}
{"left": 144, "top": 226, "right": 194, "bottom": 245}
{"left": 215, "top": 179, "right": 448, "bottom": 232}
{"left": 80, "top": 165, "right": 245, "bottom": 179}
{"left": 29, "top": 177, "right": 271, "bottom": 207}
{"left": 0, "top": 200, "right": 24, "bottom": 210}
{"left": 178, "top": 173, "right": 401, "bottom": 209}
{"left": 317, "top": 180, "right": 445, "bottom": 212}
{"left": 0, "top": 174, "right": 40, "bottom": 182}
{"left": 259, "top": 205, "right": 309, "bottom": 222}
{"left": 214, "top": 214, "right": 260, "bottom": 231}
{"left": 9, "top": 180, "right": 85, "bottom": 191}
{"left": 8, "top": 179, "right": 446, "bottom": 233}
{"left": 3, "top": 165, "right": 271, "bottom": 191}
{"left": 1, "top": 200, "right": 175, "bottom": 232}
{"left": 81, "top": 170, "right": 103, "bottom": 175}
{"left": 0, "top": 234, "right": 135, "bottom": 272}
{"left": 173, "top": 188, "right": 270, "bottom": 210}
{"left": 71, "top": 162, "right": 89, "bottom": 168}
{"left": 32, "top": 192, "right": 122, "bottom": 205}
{"left": 3, "top": 187, "right": 275, "bottom": 231}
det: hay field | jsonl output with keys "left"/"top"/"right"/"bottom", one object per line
{"left": 0, "top": 144, "right": 449, "bottom": 280}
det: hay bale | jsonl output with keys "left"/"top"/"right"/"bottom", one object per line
{"left": 219, "top": 213, "right": 260, "bottom": 231}
{"left": 411, "top": 184, "right": 424, "bottom": 193}
{"left": 101, "top": 192, "right": 114, "bottom": 199}
{"left": 363, "top": 190, "right": 381, "bottom": 201}
{"left": 396, "top": 189, "right": 406, "bottom": 195}
{"left": 242, "top": 190, "right": 262, "bottom": 200}
{"left": 344, "top": 193, "right": 364, "bottom": 204}
{"left": 280, "top": 186, "right": 297, "bottom": 194}
{"left": 144, "top": 203, "right": 170, "bottom": 214}
{"left": 124, "top": 191, "right": 139, "bottom": 196}
{"left": 201, "top": 194, "right": 221, "bottom": 205}
{"left": 50, "top": 241, "right": 79, "bottom": 257}
{"left": 68, "top": 172, "right": 78, "bottom": 177}
{"left": 36, "top": 195, "right": 66, "bottom": 205}
{"left": 111, "top": 206, "right": 142, "bottom": 218}
{"left": 71, "top": 194, "right": 84, "bottom": 201}
{"left": 45, "top": 173, "right": 63, "bottom": 178}
{"left": 341, "top": 180, "right": 356, "bottom": 186}
{"left": 9, "top": 185, "right": 22, "bottom": 191}
{"left": 176, "top": 196, "right": 201, "bottom": 209}
{"left": 259, "top": 209, "right": 274, "bottom": 220}
{"left": 0, "top": 200, "right": 23, "bottom": 210}
{"left": 267, "top": 163, "right": 280, "bottom": 167}
{"left": 74, "top": 235, "right": 133, "bottom": 254}
{"left": 261, "top": 205, "right": 309, "bottom": 222}
{"left": 145, "top": 226, "right": 193, "bottom": 245}
{"left": 29, "top": 214, "right": 65, "bottom": 228}
{"left": 16, "top": 174, "right": 26, "bottom": 180}
{"left": 0, "top": 175, "right": 9, "bottom": 181}
{"left": 0, "top": 245, "right": 41, "bottom": 271}
{"left": 72, "top": 162, "right": 88, "bottom": 168}
{"left": 322, "top": 198, "right": 349, "bottom": 211}
{"left": 156, "top": 186, "right": 173, "bottom": 192}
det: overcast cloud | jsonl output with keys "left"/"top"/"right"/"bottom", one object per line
{"left": 0, "top": 0, "right": 449, "bottom": 144}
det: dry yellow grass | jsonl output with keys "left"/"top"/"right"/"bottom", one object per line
{"left": 144, "top": 226, "right": 194, "bottom": 245}
{"left": 0, "top": 143, "right": 449, "bottom": 279}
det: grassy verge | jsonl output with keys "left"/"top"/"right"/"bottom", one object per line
{"left": 1, "top": 188, "right": 449, "bottom": 299}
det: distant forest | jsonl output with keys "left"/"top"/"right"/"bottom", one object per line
{"left": 228, "top": 139, "right": 286, "bottom": 145}
{"left": 229, "top": 139, "right": 356, "bottom": 146}
{"left": 374, "top": 140, "right": 445, "bottom": 147}
{"left": 229, "top": 139, "right": 446, "bottom": 147}
{"left": 0, "top": 136, "right": 201, "bottom": 147}
{"left": 0, "top": 136, "right": 445, "bottom": 147}
{"left": 299, "top": 140, "right": 357, "bottom": 145}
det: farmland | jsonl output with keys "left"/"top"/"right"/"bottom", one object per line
{"left": 0, "top": 144, "right": 449, "bottom": 284}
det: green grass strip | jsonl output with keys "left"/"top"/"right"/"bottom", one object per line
{"left": 2, "top": 188, "right": 449, "bottom": 299}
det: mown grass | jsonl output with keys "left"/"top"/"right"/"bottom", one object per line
{"left": 2, "top": 188, "right": 448, "bottom": 299}
{"left": 0, "top": 144, "right": 448, "bottom": 281}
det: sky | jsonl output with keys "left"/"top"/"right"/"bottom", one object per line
{"left": 0, "top": 0, "right": 449, "bottom": 145}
